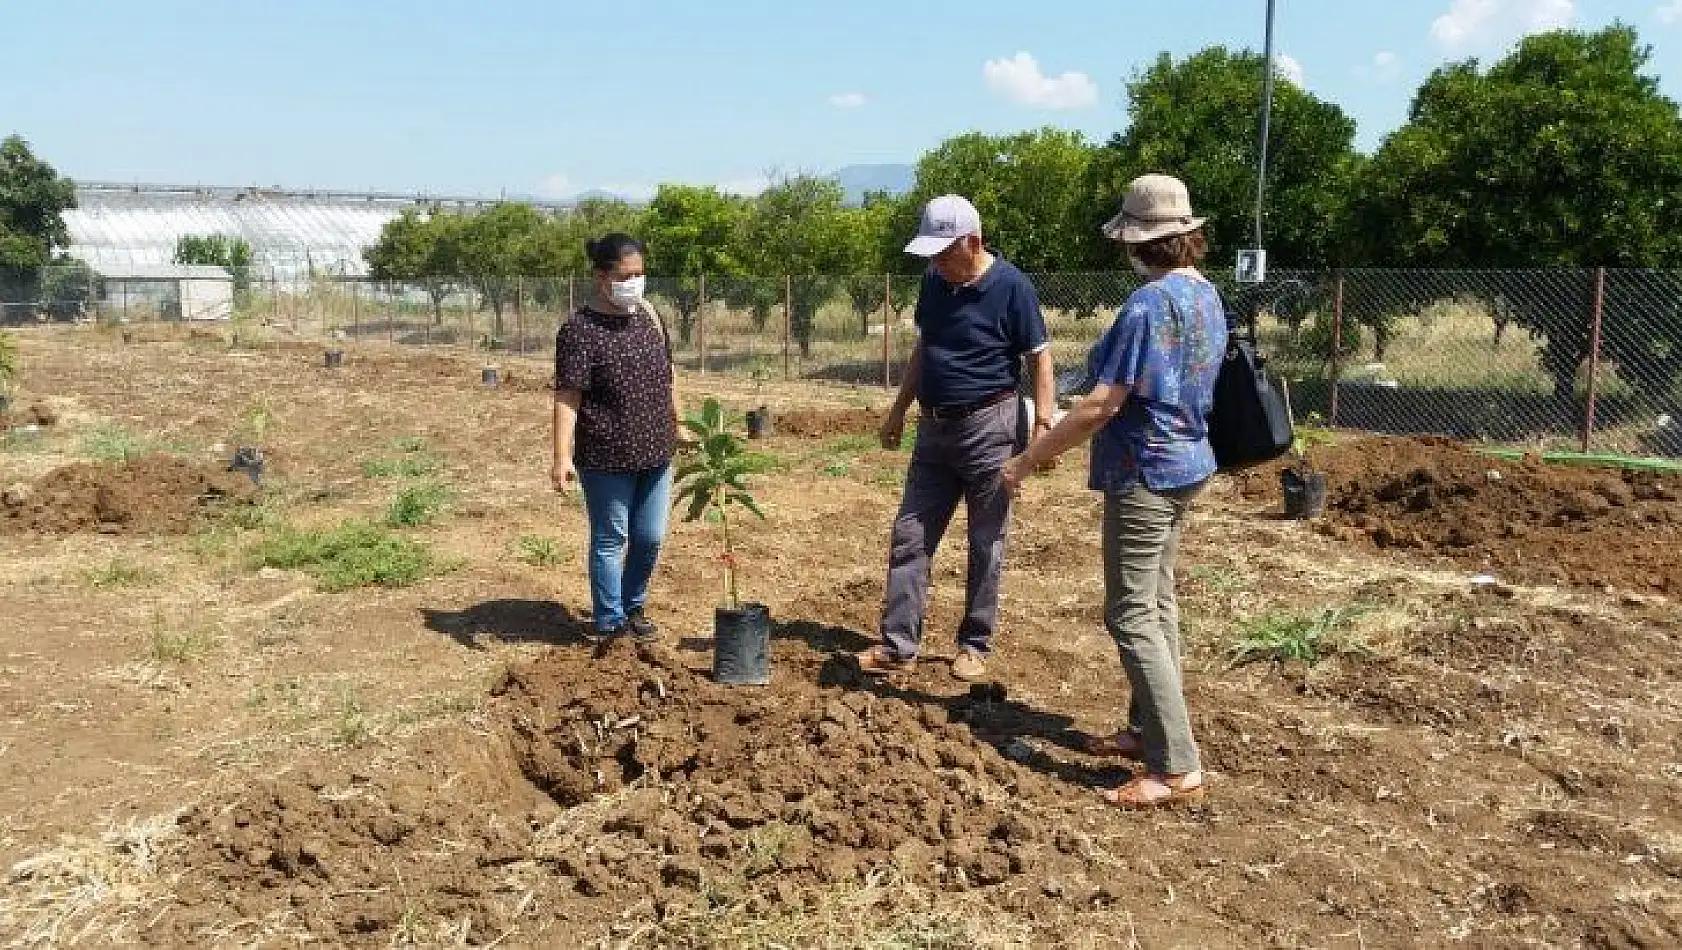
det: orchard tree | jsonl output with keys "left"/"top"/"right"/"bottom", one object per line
{"left": 0, "top": 136, "right": 77, "bottom": 302}
{"left": 899, "top": 128, "right": 1094, "bottom": 273}
{"left": 1087, "top": 48, "right": 1360, "bottom": 271}
{"left": 364, "top": 208, "right": 462, "bottom": 323}
{"left": 739, "top": 175, "right": 857, "bottom": 356}
{"left": 1355, "top": 25, "right": 1682, "bottom": 398}
{"left": 640, "top": 184, "right": 750, "bottom": 343}
{"left": 452, "top": 202, "right": 547, "bottom": 340}
{"left": 839, "top": 193, "right": 898, "bottom": 337}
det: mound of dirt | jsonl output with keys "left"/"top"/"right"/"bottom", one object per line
{"left": 153, "top": 639, "right": 1112, "bottom": 945}
{"left": 1241, "top": 437, "right": 1682, "bottom": 593}
{"left": 775, "top": 406, "right": 883, "bottom": 439}
{"left": 0, "top": 454, "right": 255, "bottom": 534}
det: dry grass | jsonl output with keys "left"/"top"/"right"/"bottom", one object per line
{"left": 0, "top": 812, "right": 183, "bottom": 947}
{"left": 622, "top": 866, "right": 1033, "bottom": 950}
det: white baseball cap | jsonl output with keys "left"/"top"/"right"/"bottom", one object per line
{"left": 904, "top": 195, "right": 982, "bottom": 257}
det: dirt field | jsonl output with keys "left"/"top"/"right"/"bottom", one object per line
{"left": 0, "top": 326, "right": 1678, "bottom": 948}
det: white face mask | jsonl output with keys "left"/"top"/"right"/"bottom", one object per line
{"left": 1127, "top": 253, "right": 1152, "bottom": 279}
{"left": 609, "top": 275, "right": 646, "bottom": 308}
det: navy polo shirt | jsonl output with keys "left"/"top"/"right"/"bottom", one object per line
{"left": 914, "top": 257, "right": 1050, "bottom": 408}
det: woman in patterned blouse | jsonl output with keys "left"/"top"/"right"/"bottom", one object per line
{"left": 1001, "top": 175, "right": 1228, "bottom": 809}
{"left": 551, "top": 233, "right": 682, "bottom": 642}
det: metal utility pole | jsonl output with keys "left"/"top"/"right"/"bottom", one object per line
{"left": 1254, "top": 0, "right": 1278, "bottom": 250}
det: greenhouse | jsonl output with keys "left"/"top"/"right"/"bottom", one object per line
{"left": 62, "top": 183, "right": 560, "bottom": 282}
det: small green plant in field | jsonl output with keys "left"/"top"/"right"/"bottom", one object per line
{"left": 821, "top": 459, "right": 851, "bottom": 478}
{"left": 255, "top": 520, "right": 434, "bottom": 592}
{"left": 239, "top": 396, "right": 275, "bottom": 446}
{"left": 331, "top": 686, "right": 371, "bottom": 748}
{"left": 363, "top": 437, "right": 441, "bottom": 478}
{"left": 149, "top": 619, "right": 218, "bottom": 663}
{"left": 1188, "top": 564, "right": 1246, "bottom": 595}
{"left": 513, "top": 534, "right": 566, "bottom": 567}
{"left": 1291, "top": 412, "right": 1338, "bottom": 464}
{"left": 85, "top": 559, "right": 159, "bottom": 589}
{"left": 673, "top": 398, "right": 776, "bottom": 609}
{"left": 825, "top": 434, "right": 877, "bottom": 456}
{"left": 0, "top": 331, "right": 18, "bottom": 394}
{"left": 1227, "top": 606, "right": 1372, "bottom": 667}
{"left": 385, "top": 481, "right": 452, "bottom": 528}
{"left": 363, "top": 456, "right": 438, "bottom": 478}
{"left": 81, "top": 423, "right": 158, "bottom": 463}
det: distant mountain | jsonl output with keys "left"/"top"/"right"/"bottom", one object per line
{"left": 833, "top": 164, "right": 915, "bottom": 204}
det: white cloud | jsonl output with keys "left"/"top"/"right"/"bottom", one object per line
{"left": 1273, "top": 53, "right": 1306, "bottom": 86}
{"left": 982, "top": 52, "right": 1098, "bottom": 110}
{"left": 536, "top": 173, "right": 571, "bottom": 198}
{"left": 829, "top": 92, "right": 867, "bottom": 109}
{"left": 1370, "top": 50, "right": 1401, "bottom": 81}
{"left": 1660, "top": 1, "right": 1682, "bottom": 25}
{"left": 1432, "top": 0, "right": 1575, "bottom": 51}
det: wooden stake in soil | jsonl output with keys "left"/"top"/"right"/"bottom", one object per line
{"left": 1329, "top": 273, "right": 1344, "bottom": 428}
{"left": 1581, "top": 266, "right": 1606, "bottom": 453}
{"left": 882, "top": 273, "right": 893, "bottom": 389}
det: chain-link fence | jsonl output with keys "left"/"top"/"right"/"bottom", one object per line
{"left": 4, "top": 265, "right": 1679, "bottom": 457}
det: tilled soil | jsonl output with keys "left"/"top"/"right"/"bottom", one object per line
{"left": 148, "top": 593, "right": 1682, "bottom": 947}
{"left": 1241, "top": 436, "right": 1682, "bottom": 594}
{"left": 0, "top": 454, "right": 255, "bottom": 534}
{"left": 3, "top": 332, "right": 1679, "bottom": 948}
{"left": 772, "top": 407, "right": 885, "bottom": 440}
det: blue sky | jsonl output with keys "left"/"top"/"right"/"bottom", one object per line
{"left": 5, "top": 0, "right": 1682, "bottom": 199}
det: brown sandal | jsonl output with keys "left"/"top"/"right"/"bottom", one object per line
{"left": 1078, "top": 730, "right": 1145, "bottom": 760}
{"left": 1101, "top": 772, "right": 1206, "bottom": 810}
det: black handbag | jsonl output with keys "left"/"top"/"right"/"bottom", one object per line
{"left": 1206, "top": 296, "right": 1294, "bottom": 471}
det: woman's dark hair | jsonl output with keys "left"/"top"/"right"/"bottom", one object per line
{"left": 1130, "top": 228, "right": 1209, "bottom": 269}
{"left": 585, "top": 233, "right": 646, "bottom": 272}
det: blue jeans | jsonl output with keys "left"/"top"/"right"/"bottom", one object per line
{"left": 578, "top": 464, "right": 672, "bottom": 632}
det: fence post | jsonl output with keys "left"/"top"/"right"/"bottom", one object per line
{"left": 515, "top": 276, "right": 525, "bottom": 355}
{"left": 1581, "top": 266, "right": 1607, "bottom": 453}
{"left": 783, "top": 275, "right": 793, "bottom": 380}
{"left": 1329, "top": 273, "right": 1345, "bottom": 428}
{"left": 697, "top": 275, "right": 708, "bottom": 375}
{"left": 882, "top": 274, "right": 893, "bottom": 389}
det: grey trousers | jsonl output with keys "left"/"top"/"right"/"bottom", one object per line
{"left": 879, "top": 398, "right": 1020, "bottom": 659}
{"left": 1104, "top": 481, "right": 1205, "bottom": 775}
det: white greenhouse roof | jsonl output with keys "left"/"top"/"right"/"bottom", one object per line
{"left": 63, "top": 183, "right": 571, "bottom": 281}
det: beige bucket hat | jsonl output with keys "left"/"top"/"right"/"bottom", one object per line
{"left": 1100, "top": 173, "right": 1206, "bottom": 243}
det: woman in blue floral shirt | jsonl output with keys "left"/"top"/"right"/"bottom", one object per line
{"left": 1002, "top": 174, "right": 1226, "bottom": 809}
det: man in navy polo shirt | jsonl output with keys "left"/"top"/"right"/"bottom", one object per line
{"left": 856, "top": 195, "right": 1055, "bottom": 681}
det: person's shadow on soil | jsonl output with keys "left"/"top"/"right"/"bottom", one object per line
{"left": 775, "top": 619, "right": 1134, "bottom": 791}
{"left": 420, "top": 600, "right": 589, "bottom": 651}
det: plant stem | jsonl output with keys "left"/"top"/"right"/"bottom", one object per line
{"left": 716, "top": 485, "right": 738, "bottom": 610}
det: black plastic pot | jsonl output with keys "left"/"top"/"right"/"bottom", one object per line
{"left": 1281, "top": 468, "right": 1328, "bottom": 520}
{"left": 324, "top": 349, "right": 344, "bottom": 368}
{"left": 745, "top": 407, "right": 771, "bottom": 440}
{"left": 229, "top": 446, "right": 264, "bottom": 485}
{"left": 713, "top": 603, "right": 771, "bottom": 686}
{"left": 482, "top": 367, "right": 499, "bottom": 387}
